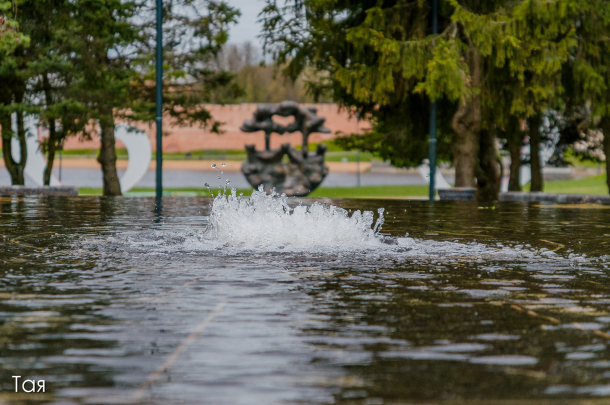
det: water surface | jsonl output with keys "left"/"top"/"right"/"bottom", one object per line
{"left": 1, "top": 196, "right": 610, "bottom": 404}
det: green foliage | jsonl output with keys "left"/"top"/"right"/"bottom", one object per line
{"left": 569, "top": 0, "right": 610, "bottom": 119}
{"left": 0, "top": 6, "right": 28, "bottom": 55}
{"left": 414, "top": 38, "right": 468, "bottom": 102}
{"left": 261, "top": 0, "right": 456, "bottom": 168}
{"left": 127, "top": 0, "right": 242, "bottom": 132}
{"left": 78, "top": 185, "right": 431, "bottom": 198}
{"left": 261, "top": 0, "right": 603, "bottom": 181}
{"left": 308, "top": 185, "right": 430, "bottom": 198}
{"left": 0, "top": 0, "right": 243, "bottom": 189}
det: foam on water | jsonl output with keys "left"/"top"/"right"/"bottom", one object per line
{"left": 202, "top": 186, "right": 386, "bottom": 249}
{"left": 74, "top": 186, "right": 597, "bottom": 267}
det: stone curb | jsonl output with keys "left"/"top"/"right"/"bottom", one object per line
{"left": 500, "top": 192, "right": 610, "bottom": 204}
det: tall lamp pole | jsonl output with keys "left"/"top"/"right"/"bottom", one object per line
{"left": 155, "top": 0, "right": 163, "bottom": 199}
{"left": 428, "top": 0, "right": 438, "bottom": 202}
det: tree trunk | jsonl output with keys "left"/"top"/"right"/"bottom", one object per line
{"left": 43, "top": 73, "right": 58, "bottom": 186}
{"left": 507, "top": 118, "right": 523, "bottom": 191}
{"left": 602, "top": 116, "right": 610, "bottom": 194}
{"left": 44, "top": 123, "right": 58, "bottom": 186}
{"left": 16, "top": 110, "right": 27, "bottom": 184}
{"left": 97, "top": 115, "right": 122, "bottom": 196}
{"left": 476, "top": 128, "right": 501, "bottom": 201}
{"left": 529, "top": 114, "right": 543, "bottom": 192}
{"left": 451, "top": 46, "right": 481, "bottom": 188}
{"left": 0, "top": 113, "right": 24, "bottom": 185}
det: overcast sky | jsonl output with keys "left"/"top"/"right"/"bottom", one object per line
{"left": 226, "top": 0, "right": 266, "bottom": 46}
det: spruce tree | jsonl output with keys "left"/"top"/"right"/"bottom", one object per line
{"left": 0, "top": 2, "right": 32, "bottom": 185}
{"left": 1, "top": 0, "right": 88, "bottom": 186}
{"left": 570, "top": 0, "right": 610, "bottom": 193}
{"left": 262, "top": 0, "right": 577, "bottom": 199}
{"left": 65, "top": 0, "right": 138, "bottom": 195}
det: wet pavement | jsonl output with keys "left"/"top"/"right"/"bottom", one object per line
{"left": 0, "top": 196, "right": 609, "bottom": 404}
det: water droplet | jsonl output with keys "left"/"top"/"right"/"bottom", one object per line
{"left": 211, "top": 164, "right": 216, "bottom": 168}
{"left": 225, "top": 179, "right": 230, "bottom": 183}
{"left": 221, "top": 171, "right": 224, "bottom": 174}
{"left": 204, "top": 183, "right": 210, "bottom": 188}
{"left": 221, "top": 163, "right": 226, "bottom": 167}
{"left": 218, "top": 176, "right": 221, "bottom": 179}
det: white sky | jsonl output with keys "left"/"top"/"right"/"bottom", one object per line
{"left": 226, "top": 0, "right": 266, "bottom": 46}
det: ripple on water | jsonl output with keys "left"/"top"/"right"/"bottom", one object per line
{"left": 80, "top": 187, "right": 600, "bottom": 268}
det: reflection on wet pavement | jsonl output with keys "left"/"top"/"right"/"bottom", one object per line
{"left": 1, "top": 196, "right": 610, "bottom": 404}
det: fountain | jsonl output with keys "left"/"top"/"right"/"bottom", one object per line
{"left": 240, "top": 100, "right": 331, "bottom": 196}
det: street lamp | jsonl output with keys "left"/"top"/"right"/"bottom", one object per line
{"left": 155, "top": 0, "right": 163, "bottom": 200}
{"left": 428, "top": 0, "right": 438, "bottom": 202}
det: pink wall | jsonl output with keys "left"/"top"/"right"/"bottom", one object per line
{"left": 61, "top": 104, "right": 370, "bottom": 152}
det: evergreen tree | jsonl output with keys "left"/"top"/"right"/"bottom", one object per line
{"left": 1, "top": 0, "right": 92, "bottom": 187}
{"left": 262, "top": 0, "right": 577, "bottom": 199}
{"left": 262, "top": 0, "right": 455, "bottom": 174}
{"left": 0, "top": 4, "right": 25, "bottom": 53}
{"left": 570, "top": 0, "right": 610, "bottom": 193}
{"left": 2, "top": 0, "right": 240, "bottom": 194}
{"left": 127, "top": 0, "right": 241, "bottom": 140}
{"left": 65, "top": 0, "right": 139, "bottom": 195}
{"left": 23, "top": 0, "right": 88, "bottom": 185}
{"left": 67, "top": 0, "right": 240, "bottom": 196}
{"left": 0, "top": 1, "right": 34, "bottom": 186}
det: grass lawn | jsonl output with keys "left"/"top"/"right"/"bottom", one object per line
{"left": 78, "top": 187, "right": 247, "bottom": 197}
{"left": 308, "top": 185, "right": 428, "bottom": 198}
{"left": 524, "top": 174, "right": 608, "bottom": 195}
{"left": 78, "top": 175, "right": 609, "bottom": 197}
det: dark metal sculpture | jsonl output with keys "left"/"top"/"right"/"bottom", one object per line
{"left": 240, "top": 101, "right": 331, "bottom": 196}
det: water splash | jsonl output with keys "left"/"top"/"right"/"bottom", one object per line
{"left": 203, "top": 185, "right": 385, "bottom": 249}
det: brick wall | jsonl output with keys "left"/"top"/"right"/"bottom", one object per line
{"left": 61, "top": 103, "right": 370, "bottom": 152}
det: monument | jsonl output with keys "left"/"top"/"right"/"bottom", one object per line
{"left": 240, "top": 100, "right": 331, "bottom": 197}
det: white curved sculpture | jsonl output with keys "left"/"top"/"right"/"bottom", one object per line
{"left": 11, "top": 114, "right": 62, "bottom": 186}
{"left": 418, "top": 159, "right": 452, "bottom": 190}
{"left": 113, "top": 124, "right": 152, "bottom": 193}
{"left": 9, "top": 116, "right": 151, "bottom": 193}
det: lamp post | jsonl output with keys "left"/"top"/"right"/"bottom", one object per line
{"left": 155, "top": 0, "right": 163, "bottom": 200}
{"left": 428, "top": 0, "right": 438, "bottom": 202}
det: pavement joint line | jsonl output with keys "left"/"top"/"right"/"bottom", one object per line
{"left": 509, "top": 303, "right": 610, "bottom": 340}
{"left": 132, "top": 300, "right": 227, "bottom": 403}
{"left": 150, "top": 273, "right": 214, "bottom": 302}
{"left": 8, "top": 232, "right": 57, "bottom": 250}
{"left": 539, "top": 239, "right": 565, "bottom": 252}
